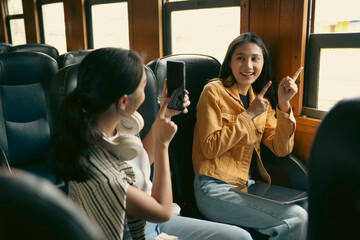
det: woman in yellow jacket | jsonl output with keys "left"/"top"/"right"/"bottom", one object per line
{"left": 192, "top": 32, "right": 307, "bottom": 240}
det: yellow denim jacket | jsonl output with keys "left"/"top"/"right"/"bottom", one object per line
{"left": 192, "top": 79, "right": 296, "bottom": 186}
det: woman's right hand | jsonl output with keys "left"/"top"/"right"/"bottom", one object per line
{"left": 246, "top": 81, "right": 272, "bottom": 119}
{"left": 152, "top": 99, "right": 178, "bottom": 146}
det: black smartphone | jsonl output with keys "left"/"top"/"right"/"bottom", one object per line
{"left": 166, "top": 60, "right": 186, "bottom": 111}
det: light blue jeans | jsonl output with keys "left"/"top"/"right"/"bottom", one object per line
{"left": 144, "top": 214, "right": 252, "bottom": 240}
{"left": 194, "top": 174, "right": 308, "bottom": 240}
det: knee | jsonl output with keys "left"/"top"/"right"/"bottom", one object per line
{"left": 222, "top": 225, "right": 253, "bottom": 240}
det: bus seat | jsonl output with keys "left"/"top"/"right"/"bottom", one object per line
{"left": 0, "top": 169, "right": 104, "bottom": 240}
{"left": 308, "top": 96, "right": 360, "bottom": 240}
{"left": 50, "top": 63, "right": 79, "bottom": 122}
{"left": 138, "top": 65, "right": 158, "bottom": 139}
{"left": 57, "top": 50, "right": 93, "bottom": 69}
{"left": 149, "top": 54, "right": 221, "bottom": 218}
{"left": 9, "top": 43, "right": 59, "bottom": 60}
{"left": 0, "top": 43, "right": 12, "bottom": 53}
{"left": 0, "top": 52, "right": 60, "bottom": 185}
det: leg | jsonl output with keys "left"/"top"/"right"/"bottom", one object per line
{"left": 158, "top": 215, "right": 252, "bottom": 240}
{"left": 194, "top": 174, "right": 308, "bottom": 240}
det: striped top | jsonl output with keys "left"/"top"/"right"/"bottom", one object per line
{"left": 68, "top": 146, "right": 145, "bottom": 240}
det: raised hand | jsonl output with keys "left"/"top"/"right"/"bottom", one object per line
{"left": 160, "top": 79, "right": 190, "bottom": 118}
{"left": 278, "top": 67, "right": 303, "bottom": 113}
{"left": 152, "top": 98, "right": 178, "bottom": 145}
{"left": 247, "top": 81, "right": 272, "bottom": 119}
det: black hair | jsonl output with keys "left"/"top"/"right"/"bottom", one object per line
{"left": 52, "top": 48, "right": 144, "bottom": 182}
{"left": 219, "top": 32, "right": 277, "bottom": 109}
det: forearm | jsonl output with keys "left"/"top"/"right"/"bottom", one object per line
{"left": 150, "top": 143, "right": 173, "bottom": 216}
{"left": 142, "top": 127, "right": 155, "bottom": 165}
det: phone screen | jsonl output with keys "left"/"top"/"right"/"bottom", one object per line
{"left": 167, "top": 61, "right": 185, "bottom": 98}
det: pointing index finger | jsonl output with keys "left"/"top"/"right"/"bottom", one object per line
{"left": 258, "top": 81, "right": 272, "bottom": 97}
{"left": 292, "top": 67, "right": 304, "bottom": 82}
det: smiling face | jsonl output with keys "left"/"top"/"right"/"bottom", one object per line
{"left": 229, "top": 42, "right": 264, "bottom": 95}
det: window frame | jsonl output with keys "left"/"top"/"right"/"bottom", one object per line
{"left": 85, "top": 0, "right": 128, "bottom": 49}
{"left": 163, "top": 0, "right": 244, "bottom": 56}
{"left": 303, "top": 0, "right": 360, "bottom": 119}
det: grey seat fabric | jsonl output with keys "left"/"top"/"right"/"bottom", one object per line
{"left": 0, "top": 169, "right": 104, "bottom": 240}
{"left": 9, "top": 43, "right": 59, "bottom": 60}
{"left": 308, "top": 96, "right": 360, "bottom": 240}
{"left": 0, "top": 52, "right": 59, "bottom": 184}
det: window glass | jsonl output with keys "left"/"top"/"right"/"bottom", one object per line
{"left": 314, "top": 0, "right": 360, "bottom": 33}
{"left": 42, "top": 3, "right": 67, "bottom": 54}
{"left": 9, "top": 19, "right": 26, "bottom": 45}
{"left": 91, "top": 2, "right": 129, "bottom": 49}
{"left": 317, "top": 48, "right": 360, "bottom": 111}
{"left": 6, "top": 0, "right": 23, "bottom": 15}
{"left": 171, "top": 7, "right": 240, "bottom": 62}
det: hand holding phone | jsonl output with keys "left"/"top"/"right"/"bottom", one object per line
{"left": 166, "top": 60, "right": 186, "bottom": 111}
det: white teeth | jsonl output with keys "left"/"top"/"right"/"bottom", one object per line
{"left": 241, "top": 73, "right": 253, "bottom": 76}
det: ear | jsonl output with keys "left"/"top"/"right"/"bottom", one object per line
{"left": 117, "top": 95, "right": 128, "bottom": 111}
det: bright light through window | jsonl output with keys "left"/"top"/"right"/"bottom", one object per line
{"left": 9, "top": 19, "right": 26, "bottom": 45}
{"left": 314, "top": 0, "right": 360, "bottom": 33}
{"left": 92, "top": 2, "right": 129, "bottom": 49}
{"left": 318, "top": 48, "right": 360, "bottom": 111}
{"left": 171, "top": 7, "right": 240, "bottom": 63}
{"left": 6, "top": 0, "right": 23, "bottom": 15}
{"left": 42, "top": 3, "right": 67, "bottom": 54}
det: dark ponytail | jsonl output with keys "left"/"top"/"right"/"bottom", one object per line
{"left": 52, "top": 48, "right": 144, "bottom": 182}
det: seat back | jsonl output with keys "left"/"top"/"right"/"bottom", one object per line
{"left": 57, "top": 50, "right": 93, "bottom": 69}
{"left": 9, "top": 43, "right": 59, "bottom": 60}
{"left": 150, "top": 54, "right": 221, "bottom": 217}
{"left": 138, "top": 65, "right": 158, "bottom": 139}
{"left": 50, "top": 63, "right": 79, "bottom": 122}
{"left": 0, "top": 43, "right": 11, "bottom": 53}
{"left": 0, "top": 52, "right": 58, "bottom": 182}
{"left": 308, "top": 97, "right": 360, "bottom": 240}
{"left": 0, "top": 169, "right": 104, "bottom": 240}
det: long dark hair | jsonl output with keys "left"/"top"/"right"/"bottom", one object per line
{"left": 219, "top": 32, "right": 277, "bottom": 109}
{"left": 53, "top": 48, "right": 144, "bottom": 182}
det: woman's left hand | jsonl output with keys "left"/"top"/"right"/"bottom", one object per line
{"left": 160, "top": 79, "right": 190, "bottom": 118}
{"left": 278, "top": 67, "right": 303, "bottom": 112}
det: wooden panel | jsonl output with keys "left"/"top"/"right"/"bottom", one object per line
{"left": 22, "top": 0, "right": 40, "bottom": 43}
{"left": 0, "top": 0, "right": 8, "bottom": 42}
{"left": 240, "top": 0, "right": 249, "bottom": 33}
{"left": 128, "top": 0, "right": 162, "bottom": 63}
{"left": 249, "top": 0, "right": 264, "bottom": 38}
{"left": 263, "top": 0, "right": 280, "bottom": 80}
{"left": 293, "top": 117, "right": 320, "bottom": 164}
{"left": 63, "top": 0, "right": 87, "bottom": 51}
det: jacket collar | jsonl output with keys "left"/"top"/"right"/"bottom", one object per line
{"left": 223, "top": 77, "right": 256, "bottom": 106}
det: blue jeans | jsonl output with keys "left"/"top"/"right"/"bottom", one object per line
{"left": 194, "top": 174, "right": 308, "bottom": 240}
{"left": 144, "top": 214, "right": 252, "bottom": 240}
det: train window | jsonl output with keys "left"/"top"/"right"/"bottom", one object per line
{"left": 85, "top": 0, "right": 129, "bottom": 49}
{"left": 39, "top": 2, "right": 67, "bottom": 54}
{"left": 304, "top": 0, "right": 360, "bottom": 118}
{"left": 164, "top": 0, "right": 241, "bottom": 63}
{"left": 4, "top": 0, "right": 26, "bottom": 45}
{"left": 6, "top": 0, "right": 22, "bottom": 15}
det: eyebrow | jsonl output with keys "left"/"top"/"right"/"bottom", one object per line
{"left": 234, "top": 52, "right": 262, "bottom": 57}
